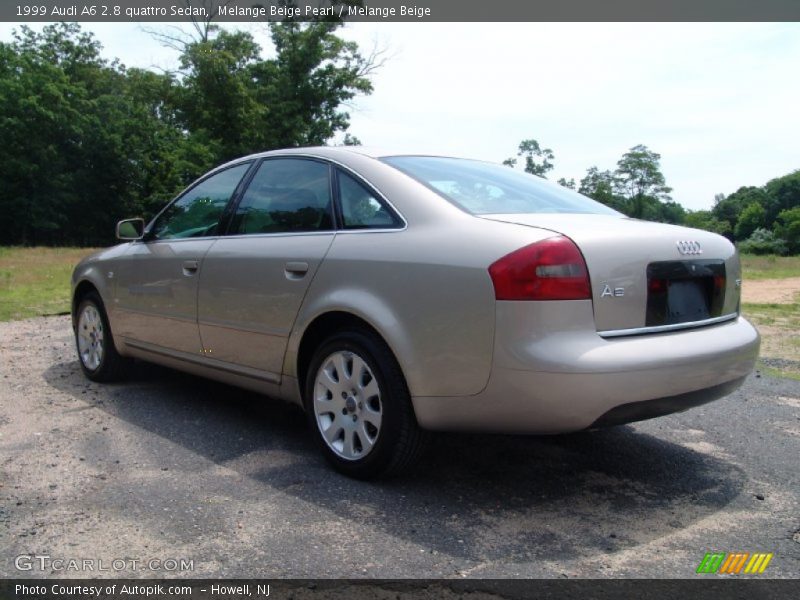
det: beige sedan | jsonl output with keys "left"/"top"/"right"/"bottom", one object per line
{"left": 72, "top": 147, "right": 760, "bottom": 478}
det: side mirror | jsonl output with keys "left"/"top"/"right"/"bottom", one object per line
{"left": 116, "top": 218, "right": 145, "bottom": 241}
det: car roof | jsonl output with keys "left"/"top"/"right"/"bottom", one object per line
{"left": 207, "top": 147, "right": 477, "bottom": 183}
{"left": 224, "top": 146, "right": 465, "bottom": 163}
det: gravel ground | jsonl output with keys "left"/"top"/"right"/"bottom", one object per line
{"left": 742, "top": 277, "right": 800, "bottom": 304}
{"left": 1, "top": 316, "right": 799, "bottom": 579}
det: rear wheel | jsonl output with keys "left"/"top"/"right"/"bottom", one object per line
{"left": 304, "top": 329, "right": 428, "bottom": 479}
{"left": 74, "top": 291, "right": 127, "bottom": 382}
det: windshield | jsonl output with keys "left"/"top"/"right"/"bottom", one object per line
{"left": 382, "top": 156, "right": 619, "bottom": 216}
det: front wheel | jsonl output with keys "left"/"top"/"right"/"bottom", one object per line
{"left": 74, "top": 292, "right": 127, "bottom": 382}
{"left": 304, "top": 330, "right": 428, "bottom": 479}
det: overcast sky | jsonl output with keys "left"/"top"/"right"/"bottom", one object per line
{"left": 2, "top": 22, "right": 798, "bottom": 210}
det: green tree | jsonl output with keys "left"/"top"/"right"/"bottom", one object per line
{"left": 738, "top": 228, "right": 788, "bottom": 256}
{"left": 504, "top": 139, "right": 555, "bottom": 177}
{"left": 263, "top": 20, "right": 375, "bottom": 148}
{"left": 578, "top": 166, "right": 626, "bottom": 212}
{"left": 763, "top": 170, "right": 800, "bottom": 224}
{"left": 684, "top": 210, "right": 732, "bottom": 237}
{"left": 774, "top": 207, "right": 800, "bottom": 254}
{"left": 656, "top": 200, "right": 687, "bottom": 225}
{"left": 0, "top": 18, "right": 380, "bottom": 246}
{"left": 0, "top": 24, "right": 115, "bottom": 244}
{"left": 712, "top": 186, "right": 768, "bottom": 232}
{"left": 176, "top": 28, "right": 266, "bottom": 162}
{"left": 734, "top": 202, "right": 766, "bottom": 241}
{"left": 0, "top": 24, "right": 212, "bottom": 245}
{"left": 172, "top": 21, "right": 376, "bottom": 164}
{"left": 557, "top": 177, "right": 575, "bottom": 190}
{"left": 342, "top": 133, "right": 362, "bottom": 146}
{"left": 613, "top": 144, "right": 672, "bottom": 219}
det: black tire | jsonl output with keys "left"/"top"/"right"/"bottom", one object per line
{"left": 74, "top": 291, "right": 127, "bottom": 382}
{"left": 304, "top": 329, "right": 429, "bottom": 479}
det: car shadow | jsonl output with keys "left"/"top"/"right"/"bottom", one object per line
{"left": 42, "top": 357, "right": 746, "bottom": 565}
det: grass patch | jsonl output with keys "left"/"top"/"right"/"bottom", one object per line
{"left": 758, "top": 362, "right": 800, "bottom": 382}
{"left": 0, "top": 247, "right": 100, "bottom": 321}
{"left": 742, "top": 302, "right": 800, "bottom": 320}
{"left": 742, "top": 302, "right": 800, "bottom": 378}
{"left": 741, "top": 254, "right": 800, "bottom": 280}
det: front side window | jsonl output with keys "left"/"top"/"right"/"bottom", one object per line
{"left": 337, "top": 170, "right": 402, "bottom": 229}
{"left": 151, "top": 163, "right": 251, "bottom": 240}
{"left": 382, "top": 156, "right": 619, "bottom": 216}
{"left": 231, "top": 159, "right": 334, "bottom": 235}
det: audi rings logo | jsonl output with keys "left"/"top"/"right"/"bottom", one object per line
{"left": 677, "top": 240, "right": 703, "bottom": 255}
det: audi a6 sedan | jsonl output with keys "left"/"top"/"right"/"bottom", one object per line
{"left": 72, "top": 147, "right": 760, "bottom": 478}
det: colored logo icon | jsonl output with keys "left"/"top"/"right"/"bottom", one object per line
{"left": 696, "top": 552, "right": 773, "bottom": 574}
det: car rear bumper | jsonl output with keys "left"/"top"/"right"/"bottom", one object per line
{"left": 411, "top": 304, "right": 759, "bottom": 433}
{"left": 587, "top": 376, "right": 746, "bottom": 428}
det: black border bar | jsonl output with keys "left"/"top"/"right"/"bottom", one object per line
{"left": 3, "top": 579, "right": 800, "bottom": 600}
{"left": 5, "top": 0, "right": 800, "bottom": 23}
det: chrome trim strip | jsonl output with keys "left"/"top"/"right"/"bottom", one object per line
{"left": 218, "top": 227, "right": 406, "bottom": 241}
{"left": 123, "top": 338, "right": 281, "bottom": 384}
{"left": 218, "top": 231, "right": 336, "bottom": 241}
{"left": 599, "top": 313, "right": 738, "bottom": 339}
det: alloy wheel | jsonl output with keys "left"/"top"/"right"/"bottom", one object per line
{"left": 77, "top": 303, "right": 104, "bottom": 371}
{"left": 312, "top": 350, "right": 383, "bottom": 460}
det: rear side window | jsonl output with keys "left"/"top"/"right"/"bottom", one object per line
{"left": 382, "top": 156, "right": 619, "bottom": 216}
{"left": 337, "top": 170, "right": 402, "bottom": 229}
{"left": 231, "top": 159, "right": 334, "bottom": 234}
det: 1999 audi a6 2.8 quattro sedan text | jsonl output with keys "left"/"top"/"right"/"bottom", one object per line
{"left": 72, "top": 147, "right": 760, "bottom": 478}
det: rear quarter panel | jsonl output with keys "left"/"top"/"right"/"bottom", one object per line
{"left": 287, "top": 218, "right": 554, "bottom": 398}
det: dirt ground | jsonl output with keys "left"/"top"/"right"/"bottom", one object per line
{"left": 741, "top": 277, "right": 800, "bottom": 304}
{"left": 740, "top": 278, "right": 800, "bottom": 371}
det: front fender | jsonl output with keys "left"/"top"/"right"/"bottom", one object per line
{"left": 70, "top": 244, "right": 130, "bottom": 335}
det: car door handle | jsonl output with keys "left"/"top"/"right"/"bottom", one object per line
{"left": 182, "top": 260, "right": 199, "bottom": 276}
{"left": 284, "top": 261, "right": 309, "bottom": 279}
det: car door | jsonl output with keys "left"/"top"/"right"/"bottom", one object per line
{"left": 113, "top": 162, "right": 253, "bottom": 355}
{"left": 197, "top": 158, "right": 336, "bottom": 379}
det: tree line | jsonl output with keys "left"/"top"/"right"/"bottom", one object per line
{"left": 1, "top": 22, "right": 797, "bottom": 254}
{"left": 0, "top": 22, "right": 375, "bottom": 246}
{"left": 505, "top": 139, "right": 800, "bottom": 255}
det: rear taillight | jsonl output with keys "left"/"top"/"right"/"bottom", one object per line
{"left": 488, "top": 236, "right": 591, "bottom": 301}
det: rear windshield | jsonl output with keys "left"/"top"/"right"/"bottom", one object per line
{"left": 382, "top": 156, "right": 618, "bottom": 216}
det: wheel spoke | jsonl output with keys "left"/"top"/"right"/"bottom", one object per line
{"left": 322, "top": 421, "right": 342, "bottom": 445}
{"left": 361, "top": 377, "right": 380, "bottom": 401}
{"left": 314, "top": 394, "right": 344, "bottom": 414}
{"left": 321, "top": 362, "right": 340, "bottom": 388}
{"left": 77, "top": 333, "right": 90, "bottom": 352}
{"left": 333, "top": 353, "right": 350, "bottom": 384}
{"left": 351, "top": 355, "right": 367, "bottom": 386}
{"left": 357, "top": 421, "right": 376, "bottom": 452}
{"left": 362, "top": 411, "right": 382, "bottom": 430}
{"left": 343, "top": 428, "right": 357, "bottom": 458}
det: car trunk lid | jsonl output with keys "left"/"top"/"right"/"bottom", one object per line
{"left": 480, "top": 213, "right": 741, "bottom": 334}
